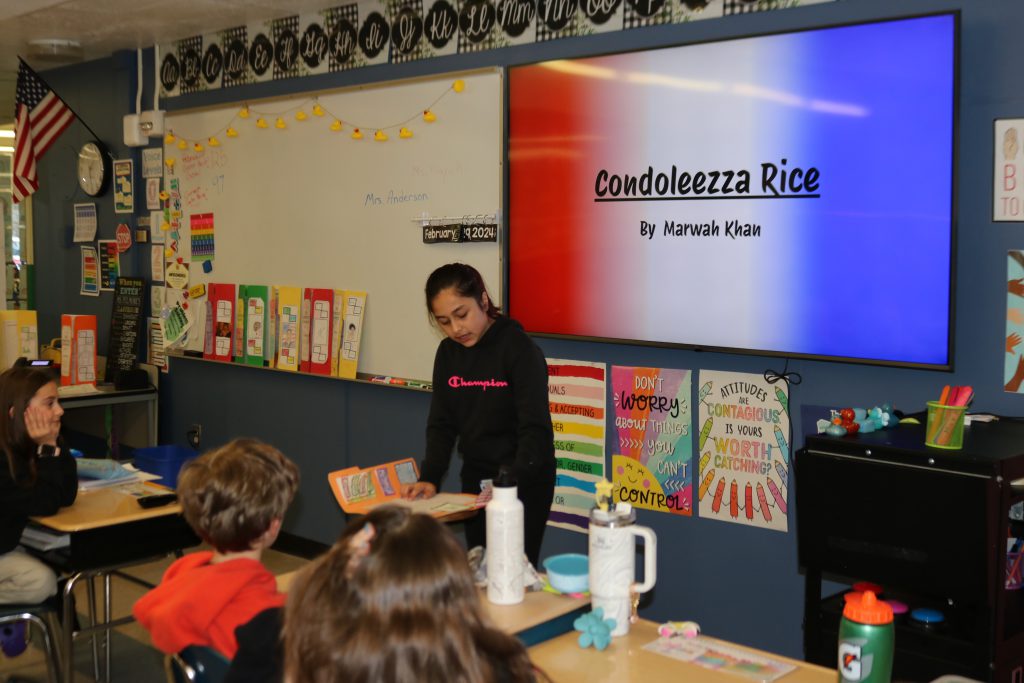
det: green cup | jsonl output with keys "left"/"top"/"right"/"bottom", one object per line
{"left": 925, "top": 401, "right": 966, "bottom": 449}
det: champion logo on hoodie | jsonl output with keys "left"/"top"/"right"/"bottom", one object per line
{"left": 448, "top": 375, "right": 509, "bottom": 390}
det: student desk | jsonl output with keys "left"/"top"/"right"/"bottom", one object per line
{"left": 528, "top": 619, "right": 836, "bottom": 683}
{"left": 31, "top": 486, "right": 199, "bottom": 683}
{"left": 277, "top": 569, "right": 586, "bottom": 645}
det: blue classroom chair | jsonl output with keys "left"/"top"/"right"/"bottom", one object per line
{"left": 0, "top": 602, "right": 61, "bottom": 683}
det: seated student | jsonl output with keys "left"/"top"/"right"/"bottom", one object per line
{"left": 283, "top": 505, "right": 544, "bottom": 683}
{"left": 133, "top": 438, "right": 299, "bottom": 660}
{"left": 0, "top": 366, "right": 77, "bottom": 655}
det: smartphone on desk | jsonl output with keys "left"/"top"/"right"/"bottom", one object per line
{"left": 137, "top": 493, "right": 177, "bottom": 509}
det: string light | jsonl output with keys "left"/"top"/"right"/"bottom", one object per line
{"left": 275, "top": 117, "right": 286, "bottom": 129}
{"left": 164, "top": 132, "right": 176, "bottom": 144}
{"left": 256, "top": 118, "right": 268, "bottom": 129}
{"left": 177, "top": 139, "right": 187, "bottom": 150}
{"left": 193, "top": 142, "right": 204, "bottom": 152}
{"left": 423, "top": 110, "right": 436, "bottom": 122}
{"left": 239, "top": 106, "right": 250, "bottom": 118}
{"left": 296, "top": 111, "right": 308, "bottom": 121}
{"left": 399, "top": 127, "right": 413, "bottom": 139}
{"left": 374, "top": 130, "right": 388, "bottom": 141}
{"left": 208, "top": 136, "right": 220, "bottom": 147}
{"left": 330, "top": 120, "right": 343, "bottom": 132}
{"left": 351, "top": 128, "right": 363, "bottom": 140}
{"left": 165, "top": 158, "right": 175, "bottom": 168}
{"left": 226, "top": 127, "right": 238, "bottom": 137}
{"left": 453, "top": 79, "right": 465, "bottom": 93}
{"left": 313, "top": 104, "right": 325, "bottom": 117}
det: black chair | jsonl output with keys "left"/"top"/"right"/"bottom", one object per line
{"left": 164, "top": 645, "right": 230, "bottom": 683}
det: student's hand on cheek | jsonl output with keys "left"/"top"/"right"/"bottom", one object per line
{"left": 25, "top": 405, "right": 59, "bottom": 446}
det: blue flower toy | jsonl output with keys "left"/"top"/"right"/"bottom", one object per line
{"left": 573, "top": 607, "right": 616, "bottom": 651}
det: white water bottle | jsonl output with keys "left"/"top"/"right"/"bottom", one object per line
{"left": 486, "top": 467, "right": 525, "bottom": 605}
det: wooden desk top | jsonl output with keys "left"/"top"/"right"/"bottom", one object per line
{"left": 528, "top": 619, "right": 835, "bottom": 683}
{"left": 32, "top": 485, "right": 182, "bottom": 532}
{"left": 276, "top": 569, "right": 584, "bottom": 636}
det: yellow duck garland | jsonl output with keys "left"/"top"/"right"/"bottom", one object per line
{"left": 163, "top": 79, "right": 464, "bottom": 166}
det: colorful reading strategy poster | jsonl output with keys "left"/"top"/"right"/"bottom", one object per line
{"left": 697, "top": 369, "right": 790, "bottom": 532}
{"left": 611, "top": 366, "right": 692, "bottom": 516}
{"left": 1005, "top": 250, "right": 1024, "bottom": 392}
{"left": 547, "top": 358, "right": 606, "bottom": 533}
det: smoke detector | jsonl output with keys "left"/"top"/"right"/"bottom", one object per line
{"left": 27, "top": 39, "right": 83, "bottom": 63}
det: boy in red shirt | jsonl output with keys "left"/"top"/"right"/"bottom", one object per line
{"left": 133, "top": 438, "right": 299, "bottom": 659}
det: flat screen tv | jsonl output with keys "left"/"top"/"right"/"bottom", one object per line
{"left": 508, "top": 13, "right": 957, "bottom": 369}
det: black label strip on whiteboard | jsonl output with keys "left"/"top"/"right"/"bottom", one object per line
{"left": 422, "top": 224, "right": 462, "bottom": 243}
{"left": 460, "top": 223, "right": 498, "bottom": 242}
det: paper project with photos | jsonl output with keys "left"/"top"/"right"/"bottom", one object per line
{"left": 328, "top": 458, "right": 483, "bottom": 519}
{"left": 643, "top": 635, "right": 796, "bottom": 683}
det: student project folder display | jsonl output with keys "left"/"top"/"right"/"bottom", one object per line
{"left": 0, "top": 310, "right": 38, "bottom": 369}
{"left": 203, "top": 283, "right": 235, "bottom": 363}
{"left": 328, "top": 458, "right": 483, "bottom": 519}
{"left": 60, "top": 314, "right": 97, "bottom": 386}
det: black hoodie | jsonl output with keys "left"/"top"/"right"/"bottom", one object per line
{"left": 421, "top": 316, "right": 555, "bottom": 489}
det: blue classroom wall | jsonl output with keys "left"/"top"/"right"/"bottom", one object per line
{"left": 28, "top": 0, "right": 1024, "bottom": 659}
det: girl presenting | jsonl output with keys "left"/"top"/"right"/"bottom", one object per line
{"left": 402, "top": 263, "right": 555, "bottom": 565}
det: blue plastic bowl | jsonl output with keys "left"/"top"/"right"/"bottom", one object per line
{"left": 543, "top": 553, "right": 589, "bottom": 594}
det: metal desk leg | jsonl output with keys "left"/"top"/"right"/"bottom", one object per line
{"left": 87, "top": 575, "right": 99, "bottom": 680}
{"left": 104, "top": 573, "right": 112, "bottom": 683}
{"left": 61, "top": 573, "right": 80, "bottom": 683}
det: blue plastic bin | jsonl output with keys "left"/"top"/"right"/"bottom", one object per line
{"left": 132, "top": 445, "right": 198, "bottom": 489}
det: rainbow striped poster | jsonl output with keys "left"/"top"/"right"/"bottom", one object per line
{"left": 611, "top": 366, "right": 692, "bottom": 516}
{"left": 190, "top": 213, "right": 215, "bottom": 262}
{"left": 547, "top": 358, "right": 606, "bottom": 533}
{"left": 697, "top": 370, "right": 790, "bottom": 532}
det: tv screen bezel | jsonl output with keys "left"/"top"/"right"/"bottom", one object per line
{"left": 505, "top": 10, "right": 960, "bottom": 372}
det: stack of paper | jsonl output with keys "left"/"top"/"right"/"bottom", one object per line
{"left": 78, "top": 463, "right": 159, "bottom": 491}
{"left": 20, "top": 524, "right": 69, "bottom": 551}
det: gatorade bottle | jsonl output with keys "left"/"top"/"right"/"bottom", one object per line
{"left": 838, "top": 590, "right": 894, "bottom": 683}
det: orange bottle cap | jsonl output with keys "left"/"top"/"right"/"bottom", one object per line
{"left": 842, "top": 590, "right": 893, "bottom": 625}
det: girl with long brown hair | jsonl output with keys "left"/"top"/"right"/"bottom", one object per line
{"left": 284, "top": 505, "right": 543, "bottom": 683}
{"left": 0, "top": 366, "right": 77, "bottom": 606}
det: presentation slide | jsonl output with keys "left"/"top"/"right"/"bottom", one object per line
{"left": 508, "top": 14, "right": 955, "bottom": 367}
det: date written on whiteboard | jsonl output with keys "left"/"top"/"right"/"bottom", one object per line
{"left": 422, "top": 222, "right": 498, "bottom": 244}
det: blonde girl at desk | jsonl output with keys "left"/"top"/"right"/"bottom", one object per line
{"left": 0, "top": 366, "right": 77, "bottom": 609}
{"left": 402, "top": 263, "right": 556, "bottom": 566}
{"left": 283, "top": 505, "right": 545, "bottom": 683}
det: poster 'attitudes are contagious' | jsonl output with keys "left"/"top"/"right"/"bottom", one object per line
{"left": 697, "top": 369, "right": 790, "bottom": 532}
{"left": 611, "top": 366, "right": 692, "bottom": 516}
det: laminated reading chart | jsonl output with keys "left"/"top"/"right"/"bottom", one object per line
{"left": 328, "top": 458, "right": 483, "bottom": 519}
{"left": 697, "top": 369, "right": 790, "bottom": 532}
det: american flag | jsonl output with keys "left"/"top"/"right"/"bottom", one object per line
{"left": 13, "top": 58, "right": 75, "bottom": 203}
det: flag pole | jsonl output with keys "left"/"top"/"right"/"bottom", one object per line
{"left": 19, "top": 56, "right": 118, "bottom": 158}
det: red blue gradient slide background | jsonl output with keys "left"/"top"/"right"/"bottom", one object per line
{"left": 508, "top": 14, "right": 955, "bottom": 367}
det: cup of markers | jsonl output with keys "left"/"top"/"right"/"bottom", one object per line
{"left": 924, "top": 385, "right": 973, "bottom": 450}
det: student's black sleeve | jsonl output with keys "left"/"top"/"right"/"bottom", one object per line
{"left": 421, "top": 344, "right": 457, "bottom": 488}
{"left": 508, "top": 336, "right": 555, "bottom": 484}
{"left": 225, "top": 607, "right": 283, "bottom": 683}
{"left": 1, "top": 448, "right": 78, "bottom": 516}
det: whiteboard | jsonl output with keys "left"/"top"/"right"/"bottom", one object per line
{"left": 162, "top": 69, "right": 502, "bottom": 381}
